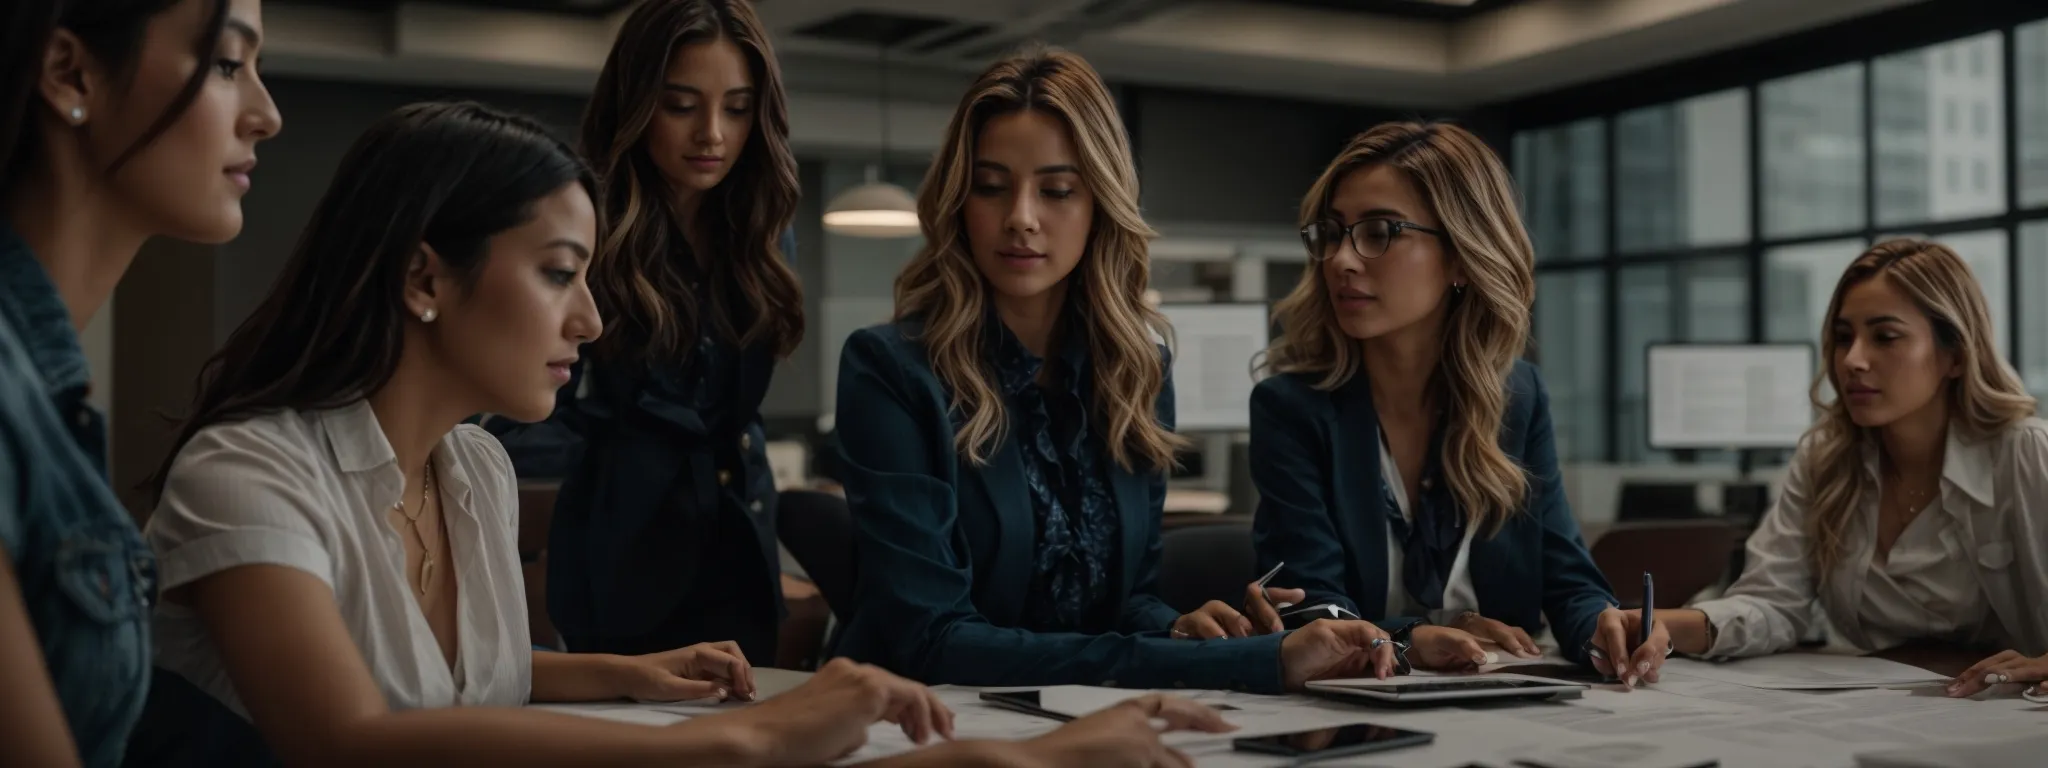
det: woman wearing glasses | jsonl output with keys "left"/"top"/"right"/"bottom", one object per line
{"left": 1240, "top": 122, "right": 1672, "bottom": 685}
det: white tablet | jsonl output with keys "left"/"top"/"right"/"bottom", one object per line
{"left": 1306, "top": 674, "right": 1586, "bottom": 705}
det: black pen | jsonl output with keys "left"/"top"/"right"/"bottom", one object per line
{"left": 1640, "top": 572, "right": 1655, "bottom": 651}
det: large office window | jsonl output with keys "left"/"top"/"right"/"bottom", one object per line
{"left": 1762, "top": 64, "right": 1866, "bottom": 239}
{"left": 1535, "top": 270, "right": 1607, "bottom": 462}
{"left": 1618, "top": 258, "right": 1749, "bottom": 463}
{"left": 1616, "top": 90, "right": 1750, "bottom": 254}
{"left": 1520, "top": 16, "right": 2048, "bottom": 462}
{"left": 2024, "top": 221, "right": 2048, "bottom": 405}
{"left": 1874, "top": 33, "right": 2006, "bottom": 226}
{"left": 1516, "top": 119, "right": 1606, "bottom": 263}
{"left": 2020, "top": 20, "right": 2048, "bottom": 208}
{"left": 1764, "top": 238, "right": 1865, "bottom": 345}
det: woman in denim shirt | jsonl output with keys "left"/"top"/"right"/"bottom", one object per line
{"left": 0, "top": 0, "right": 280, "bottom": 764}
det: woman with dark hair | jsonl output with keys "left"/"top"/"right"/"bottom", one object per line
{"left": 134, "top": 96, "right": 1239, "bottom": 768}
{"left": 0, "top": 0, "right": 278, "bottom": 764}
{"left": 533, "top": 0, "right": 805, "bottom": 665}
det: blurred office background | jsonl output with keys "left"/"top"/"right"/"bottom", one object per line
{"left": 85, "top": 0, "right": 2048, "bottom": 655}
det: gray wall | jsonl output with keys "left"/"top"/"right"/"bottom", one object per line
{"left": 218, "top": 77, "right": 590, "bottom": 344}
{"left": 1134, "top": 88, "right": 1391, "bottom": 227}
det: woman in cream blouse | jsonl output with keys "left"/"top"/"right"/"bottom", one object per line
{"left": 1623, "top": 240, "right": 2048, "bottom": 699}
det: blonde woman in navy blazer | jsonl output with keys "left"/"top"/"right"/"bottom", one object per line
{"left": 833, "top": 47, "right": 1398, "bottom": 694}
{"left": 1244, "top": 123, "right": 1674, "bottom": 687}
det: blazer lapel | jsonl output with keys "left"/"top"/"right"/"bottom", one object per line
{"left": 1331, "top": 375, "right": 1392, "bottom": 619}
{"left": 977, "top": 419, "right": 1036, "bottom": 625}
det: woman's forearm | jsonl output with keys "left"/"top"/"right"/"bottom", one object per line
{"left": 855, "top": 740, "right": 1043, "bottom": 768}
{"left": 1665, "top": 609, "right": 1713, "bottom": 656}
{"left": 530, "top": 651, "right": 633, "bottom": 703}
{"left": 313, "top": 707, "right": 758, "bottom": 768}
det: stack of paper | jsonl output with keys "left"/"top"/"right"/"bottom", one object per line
{"left": 1660, "top": 654, "right": 1951, "bottom": 690}
{"left": 1857, "top": 733, "right": 2048, "bottom": 768}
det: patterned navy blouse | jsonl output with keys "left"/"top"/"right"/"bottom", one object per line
{"left": 991, "top": 317, "right": 1122, "bottom": 632}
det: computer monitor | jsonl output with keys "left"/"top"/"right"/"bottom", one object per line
{"left": 1646, "top": 343, "right": 1814, "bottom": 450}
{"left": 1158, "top": 302, "right": 1270, "bottom": 432}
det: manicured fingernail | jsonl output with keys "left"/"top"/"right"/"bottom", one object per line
{"left": 1637, "top": 661, "right": 1651, "bottom": 674}
{"left": 1626, "top": 675, "right": 1639, "bottom": 689}
{"left": 1986, "top": 673, "right": 2006, "bottom": 685}
{"left": 715, "top": 688, "right": 727, "bottom": 699}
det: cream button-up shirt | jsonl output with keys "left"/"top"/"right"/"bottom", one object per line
{"left": 147, "top": 401, "right": 533, "bottom": 717}
{"left": 1697, "top": 418, "right": 2048, "bottom": 658}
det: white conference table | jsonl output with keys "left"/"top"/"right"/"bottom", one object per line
{"left": 540, "top": 663, "right": 2046, "bottom": 767}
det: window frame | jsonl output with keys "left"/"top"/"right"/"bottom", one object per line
{"left": 1491, "top": 3, "right": 2048, "bottom": 464}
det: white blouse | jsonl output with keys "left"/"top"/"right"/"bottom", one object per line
{"left": 147, "top": 401, "right": 532, "bottom": 717}
{"left": 1696, "top": 419, "right": 2048, "bottom": 658}
{"left": 1380, "top": 439, "right": 1477, "bottom": 626}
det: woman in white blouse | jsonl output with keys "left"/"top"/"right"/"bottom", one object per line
{"left": 134, "top": 100, "right": 1231, "bottom": 768}
{"left": 1621, "top": 240, "right": 2048, "bottom": 699}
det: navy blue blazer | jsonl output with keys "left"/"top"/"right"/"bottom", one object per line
{"left": 833, "top": 321, "right": 1288, "bottom": 692}
{"left": 1249, "top": 360, "right": 1614, "bottom": 664}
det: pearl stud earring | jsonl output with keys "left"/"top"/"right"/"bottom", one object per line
{"left": 420, "top": 308, "right": 437, "bottom": 323}
{"left": 69, "top": 106, "right": 85, "bottom": 123}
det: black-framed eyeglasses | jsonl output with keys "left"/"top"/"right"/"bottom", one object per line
{"left": 1300, "top": 217, "right": 1446, "bottom": 262}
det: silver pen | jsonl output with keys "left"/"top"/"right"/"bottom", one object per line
{"left": 1254, "top": 562, "right": 1288, "bottom": 608}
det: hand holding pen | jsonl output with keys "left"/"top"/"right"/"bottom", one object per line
{"left": 1587, "top": 572, "right": 1674, "bottom": 691}
{"left": 1242, "top": 562, "right": 1308, "bottom": 635}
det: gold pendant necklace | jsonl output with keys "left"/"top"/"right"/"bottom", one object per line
{"left": 393, "top": 461, "right": 436, "bottom": 597}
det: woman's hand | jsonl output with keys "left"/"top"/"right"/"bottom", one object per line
{"left": 1589, "top": 608, "right": 1672, "bottom": 690}
{"left": 1447, "top": 611, "right": 1541, "bottom": 658}
{"left": 1018, "top": 694, "right": 1236, "bottom": 768}
{"left": 1242, "top": 582, "right": 1308, "bottom": 635}
{"left": 1278, "top": 619, "right": 1398, "bottom": 690}
{"left": 1403, "top": 625, "right": 1495, "bottom": 672}
{"left": 616, "top": 641, "right": 756, "bottom": 703}
{"left": 706, "top": 658, "right": 953, "bottom": 767}
{"left": 1170, "top": 601, "right": 1252, "bottom": 639}
{"left": 1947, "top": 650, "right": 2048, "bottom": 699}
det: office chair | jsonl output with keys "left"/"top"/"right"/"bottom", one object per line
{"left": 1616, "top": 482, "right": 1704, "bottom": 522}
{"left": 1157, "top": 521, "right": 1258, "bottom": 615}
{"left": 1589, "top": 520, "right": 1743, "bottom": 609}
{"left": 776, "top": 490, "right": 858, "bottom": 622}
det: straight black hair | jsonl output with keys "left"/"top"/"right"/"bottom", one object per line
{"left": 1, "top": 0, "right": 230, "bottom": 201}
{"left": 151, "top": 101, "right": 596, "bottom": 499}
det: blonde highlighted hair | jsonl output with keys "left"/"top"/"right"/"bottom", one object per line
{"left": 1801, "top": 239, "right": 2036, "bottom": 580}
{"left": 1260, "top": 122, "right": 1537, "bottom": 536}
{"left": 894, "top": 46, "right": 1185, "bottom": 472}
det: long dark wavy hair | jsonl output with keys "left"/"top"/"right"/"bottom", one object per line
{"left": 150, "top": 101, "right": 595, "bottom": 500}
{"left": 582, "top": 0, "right": 802, "bottom": 362}
{"left": 2, "top": 0, "right": 229, "bottom": 199}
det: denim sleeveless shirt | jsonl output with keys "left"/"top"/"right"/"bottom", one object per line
{"left": 0, "top": 224, "right": 154, "bottom": 766}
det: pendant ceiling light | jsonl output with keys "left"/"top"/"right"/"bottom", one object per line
{"left": 824, "top": 43, "right": 919, "bottom": 238}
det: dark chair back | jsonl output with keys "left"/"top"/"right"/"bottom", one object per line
{"left": 1617, "top": 482, "right": 1704, "bottom": 522}
{"left": 777, "top": 490, "right": 858, "bottom": 621}
{"left": 1157, "top": 521, "right": 1257, "bottom": 615}
{"left": 1588, "top": 520, "right": 1743, "bottom": 608}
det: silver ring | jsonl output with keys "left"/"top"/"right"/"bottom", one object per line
{"left": 1370, "top": 637, "right": 1386, "bottom": 650}
{"left": 1171, "top": 628, "right": 1190, "bottom": 638}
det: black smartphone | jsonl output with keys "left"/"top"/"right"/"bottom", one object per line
{"left": 1233, "top": 723, "right": 1435, "bottom": 761}
{"left": 978, "top": 690, "right": 1241, "bottom": 722}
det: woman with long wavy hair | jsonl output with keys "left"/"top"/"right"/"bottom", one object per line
{"left": 506, "top": 0, "right": 804, "bottom": 666}
{"left": 833, "top": 46, "right": 1397, "bottom": 694}
{"left": 1626, "top": 240, "right": 2048, "bottom": 700}
{"left": 127, "top": 99, "right": 1100, "bottom": 768}
{"left": 1241, "top": 122, "right": 1662, "bottom": 685}
{"left": 0, "top": 0, "right": 278, "bottom": 764}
